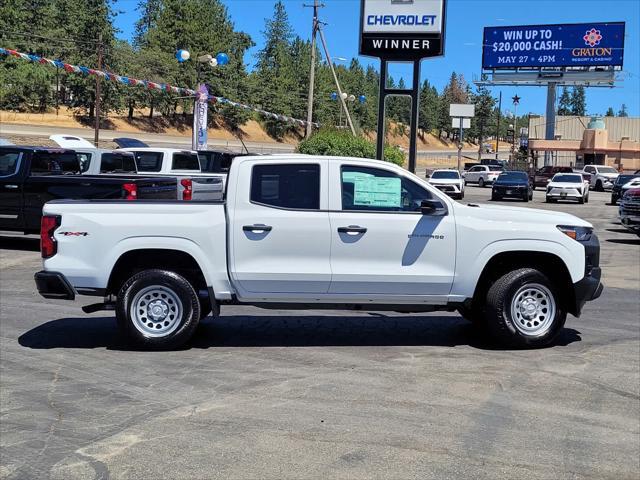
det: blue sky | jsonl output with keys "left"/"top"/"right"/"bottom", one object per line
{"left": 113, "top": 0, "right": 640, "bottom": 117}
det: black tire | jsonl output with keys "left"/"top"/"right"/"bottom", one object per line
{"left": 522, "top": 192, "right": 529, "bottom": 202}
{"left": 199, "top": 296, "right": 212, "bottom": 320}
{"left": 116, "top": 269, "right": 201, "bottom": 350}
{"left": 478, "top": 177, "right": 485, "bottom": 188}
{"left": 529, "top": 191, "right": 533, "bottom": 201}
{"left": 595, "top": 180, "right": 603, "bottom": 192}
{"left": 578, "top": 196, "right": 584, "bottom": 204}
{"left": 610, "top": 195, "right": 616, "bottom": 205}
{"left": 546, "top": 196, "right": 555, "bottom": 203}
{"left": 484, "top": 268, "right": 566, "bottom": 348}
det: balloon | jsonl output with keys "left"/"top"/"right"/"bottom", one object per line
{"left": 215, "top": 52, "right": 229, "bottom": 66}
{"left": 348, "top": 94, "right": 356, "bottom": 102}
{"left": 175, "top": 49, "right": 190, "bottom": 62}
{"left": 341, "top": 92, "right": 348, "bottom": 100}
{"left": 359, "top": 95, "right": 366, "bottom": 103}
{"left": 330, "top": 92, "right": 338, "bottom": 101}
{"left": 209, "top": 58, "right": 218, "bottom": 68}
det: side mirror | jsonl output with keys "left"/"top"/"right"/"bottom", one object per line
{"left": 420, "top": 199, "right": 439, "bottom": 215}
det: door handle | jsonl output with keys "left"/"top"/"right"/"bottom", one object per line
{"left": 243, "top": 224, "right": 272, "bottom": 233}
{"left": 4, "top": 184, "right": 18, "bottom": 189}
{"left": 338, "top": 225, "right": 367, "bottom": 235}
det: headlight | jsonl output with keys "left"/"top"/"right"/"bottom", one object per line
{"left": 557, "top": 225, "right": 593, "bottom": 242}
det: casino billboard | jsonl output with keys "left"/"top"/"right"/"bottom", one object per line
{"left": 359, "top": 0, "right": 446, "bottom": 60}
{"left": 482, "top": 22, "right": 625, "bottom": 69}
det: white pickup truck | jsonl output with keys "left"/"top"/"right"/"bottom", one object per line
{"left": 117, "top": 147, "right": 225, "bottom": 201}
{"left": 35, "top": 155, "right": 603, "bottom": 350}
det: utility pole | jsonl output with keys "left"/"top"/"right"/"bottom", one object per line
{"left": 317, "top": 25, "right": 356, "bottom": 136}
{"left": 495, "top": 91, "right": 502, "bottom": 160}
{"left": 303, "top": 0, "right": 322, "bottom": 138}
{"left": 512, "top": 94, "right": 520, "bottom": 161}
{"left": 94, "top": 33, "right": 103, "bottom": 147}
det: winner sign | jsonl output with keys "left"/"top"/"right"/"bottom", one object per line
{"left": 482, "top": 22, "right": 625, "bottom": 69}
{"left": 359, "top": 0, "right": 446, "bottom": 60}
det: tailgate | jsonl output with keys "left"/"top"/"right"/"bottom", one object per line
{"left": 134, "top": 177, "right": 178, "bottom": 199}
{"left": 179, "top": 175, "right": 225, "bottom": 201}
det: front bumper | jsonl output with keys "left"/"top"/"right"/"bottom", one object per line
{"left": 547, "top": 188, "right": 583, "bottom": 199}
{"left": 432, "top": 183, "right": 462, "bottom": 195}
{"left": 493, "top": 185, "right": 528, "bottom": 197}
{"left": 34, "top": 271, "right": 76, "bottom": 300}
{"left": 572, "top": 234, "right": 603, "bottom": 316}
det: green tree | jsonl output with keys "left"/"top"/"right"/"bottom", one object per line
{"left": 569, "top": 86, "right": 586, "bottom": 116}
{"left": 605, "top": 107, "right": 615, "bottom": 116}
{"left": 618, "top": 104, "right": 629, "bottom": 117}
{"left": 557, "top": 87, "right": 572, "bottom": 115}
{"left": 469, "top": 85, "right": 496, "bottom": 145}
{"left": 418, "top": 79, "right": 439, "bottom": 136}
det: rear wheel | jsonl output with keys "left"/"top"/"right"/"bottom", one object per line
{"left": 116, "top": 269, "right": 201, "bottom": 350}
{"left": 546, "top": 196, "right": 555, "bottom": 203}
{"left": 584, "top": 193, "right": 589, "bottom": 204}
{"left": 478, "top": 177, "right": 485, "bottom": 188}
{"left": 484, "top": 268, "right": 566, "bottom": 348}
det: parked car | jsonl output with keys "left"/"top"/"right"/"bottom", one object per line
{"left": 118, "top": 147, "right": 225, "bottom": 200}
{"left": 35, "top": 155, "right": 602, "bottom": 350}
{"left": 619, "top": 188, "right": 640, "bottom": 236}
{"left": 582, "top": 165, "right": 619, "bottom": 191}
{"left": 48, "top": 135, "right": 138, "bottom": 176}
{"left": 491, "top": 171, "right": 533, "bottom": 202}
{"left": 0, "top": 146, "right": 177, "bottom": 233}
{"left": 463, "top": 165, "right": 503, "bottom": 187}
{"left": 620, "top": 187, "right": 640, "bottom": 227}
{"left": 546, "top": 173, "right": 589, "bottom": 204}
{"left": 426, "top": 169, "right": 464, "bottom": 199}
{"left": 611, "top": 174, "right": 640, "bottom": 205}
{"left": 531, "top": 166, "right": 574, "bottom": 189}
{"left": 197, "top": 149, "right": 254, "bottom": 174}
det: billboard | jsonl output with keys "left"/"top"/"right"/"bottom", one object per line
{"left": 359, "top": 0, "right": 446, "bottom": 60}
{"left": 482, "top": 22, "right": 625, "bottom": 69}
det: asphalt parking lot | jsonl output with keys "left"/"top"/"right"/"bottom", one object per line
{"left": 1, "top": 186, "right": 638, "bottom": 480}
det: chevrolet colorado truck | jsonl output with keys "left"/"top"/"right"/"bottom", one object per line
{"left": 34, "top": 155, "right": 603, "bottom": 350}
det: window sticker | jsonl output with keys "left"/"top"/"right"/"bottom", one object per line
{"left": 343, "top": 171, "right": 401, "bottom": 208}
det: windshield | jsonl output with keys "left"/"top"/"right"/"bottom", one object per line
{"left": 489, "top": 166, "right": 504, "bottom": 171}
{"left": 616, "top": 175, "right": 638, "bottom": 184}
{"left": 554, "top": 174, "right": 582, "bottom": 183}
{"left": 431, "top": 171, "right": 459, "bottom": 179}
{"left": 172, "top": 152, "right": 200, "bottom": 171}
{"left": 597, "top": 166, "right": 618, "bottom": 174}
{"left": 497, "top": 171, "right": 528, "bottom": 181}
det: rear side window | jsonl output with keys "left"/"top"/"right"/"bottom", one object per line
{"left": 251, "top": 164, "right": 320, "bottom": 210}
{"left": 134, "top": 152, "right": 162, "bottom": 172}
{"left": 30, "top": 152, "right": 80, "bottom": 175}
{"left": 0, "top": 152, "right": 20, "bottom": 176}
{"left": 172, "top": 153, "right": 200, "bottom": 171}
{"left": 101, "top": 153, "right": 136, "bottom": 173}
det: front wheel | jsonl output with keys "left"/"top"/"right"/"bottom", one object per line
{"left": 478, "top": 177, "right": 485, "bottom": 188}
{"left": 595, "top": 180, "right": 603, "bottom": 192}
{"left": 116, "top": 269, "right": 201, "bottom": 350}
{"left": 484, "top": 268, "right": 566, "bottom": 348}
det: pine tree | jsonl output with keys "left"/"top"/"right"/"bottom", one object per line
{"left": 618, "top": 104, "right": 629, "bottom": 117}
{"left": 605, "top": 107, "right": 615, "bottom": 116}
{"left": 557, "top": 87, "right": 572, "bottom": 115}
{"left": 569, "top": 86, "right": 586, "bottom": 116}
{"left": 418, "top": 79, "right": 439, "bottom": 136}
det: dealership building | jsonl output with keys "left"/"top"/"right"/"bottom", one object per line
{"left": 527, "top": 116, "right": 640, "bottom": 171}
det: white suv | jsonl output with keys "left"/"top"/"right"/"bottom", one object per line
{"left": 463, "top": 165, "right": 503, "bottom": 188}
{"left": 582, "top": 165, "right": 619, "bottom": 191}
{"left": 427, "top": 169, "right": 464, "bottom": 199}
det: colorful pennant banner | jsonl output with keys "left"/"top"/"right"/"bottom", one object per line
{"left": 0, "top": 47, "right": 319, "bottom": 128}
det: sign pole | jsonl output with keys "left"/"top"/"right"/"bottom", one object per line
{"left": 457, "top": 118, "right": 463, "bottom": 172}
{"left": 408, "top": 60, "right": 421, "bottom": 174}
{"left": 544, "top": 82, "right": 556, "bottom": 166}
{"left": 375, "top": 60, "right": 387, "bottom": 161}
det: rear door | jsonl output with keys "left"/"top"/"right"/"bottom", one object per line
{"left": 229, "top": 159, "right": 331, "bottom": 297}
{"left": 0, "top": 150, "right": 25, "bottom": 230}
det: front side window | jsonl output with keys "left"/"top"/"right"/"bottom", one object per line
{"left": 101, "top": 153, "right": 136, "bottom": 173}
{"left": 134, "top": 152, "right": 162, "bottom": 172}
{"left": 172, "top": 153, "right": 200, "bottom": 171}
{"left": 76, "top": 153, "right": 92, "bottom": 173}
{"left": 341, "top": 165, "right": 441, "bottom": 212}
{"left": 0, "top": 152, "right": 21, "bottom": 177}
{"left": 251, "top": 163, "right": 320, "bottom": 210}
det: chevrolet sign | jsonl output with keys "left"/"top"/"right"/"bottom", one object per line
{"left": 360, "top": 0, "right": 446, "bottom": 60}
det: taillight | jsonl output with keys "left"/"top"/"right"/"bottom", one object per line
{"left": 40, "top": 215, "right": 61, "bottom": 259}
{"left": 123, "top": 183, "right": 138, "bottom": 200}
{"left": 181, "top": 178, "right": 193, "bottom": 201}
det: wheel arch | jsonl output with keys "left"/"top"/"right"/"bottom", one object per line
{"left": 471, "top": 250, "right": 577, "bottom": 315}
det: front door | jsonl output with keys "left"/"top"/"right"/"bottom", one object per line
{"left": 0, "top": 150, "right": 25, "bottom": 231}
{"left": 229, "top": 160, "right": 331, "bottom": 298}
{"left": 327, "top": 163, "right": 456, "bottom": 299}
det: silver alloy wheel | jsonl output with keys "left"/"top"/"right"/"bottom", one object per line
{"left": 510, "top": 283, "right": 556, "bottom": 337}
{"left": 130, "top": 285, "right": 183, "bottom": 337}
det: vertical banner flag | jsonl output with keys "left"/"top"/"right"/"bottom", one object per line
{"left": 193, "top": 84, "right": 209, "bottom": 151}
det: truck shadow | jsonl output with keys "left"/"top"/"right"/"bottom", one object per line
{"left": 18, "top": 314, "right": 582, "bottom": 351}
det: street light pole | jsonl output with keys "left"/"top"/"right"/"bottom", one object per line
{"left": 94, "top": 33, "right": 103, "bottom": 147}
